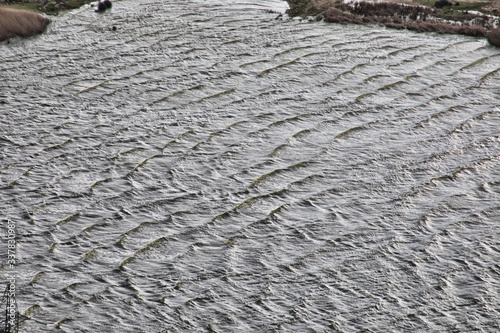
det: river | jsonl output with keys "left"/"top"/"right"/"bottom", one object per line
{"left": 1, "top": 0, "right": 499, "bottom": 331}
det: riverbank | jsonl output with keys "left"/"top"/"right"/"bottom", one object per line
{"left": 2, "top": 0, "right": 499, "bottom": 44}
{"left": 0, "top": 0, "right": 93, "bottom": 41}
{"left": 286, "top": 0, "right": 500, "bottom": 17}
{"left": 286, "top": 0, "right": 500, "bottom": 45}
{"left": 0, "top": 0, "right": 92, "bottom": 14}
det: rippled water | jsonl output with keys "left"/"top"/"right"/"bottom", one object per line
{"left": 1, "top": 0, "right": 500, "bottom": 331}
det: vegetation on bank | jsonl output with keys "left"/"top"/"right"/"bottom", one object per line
{"left": 0, "top": 0, "right": 92, "bottom": 14}
{"left": 286, "top": 0, "right": 500, "bottom": 17}
{"left": 286, "top": 0, "right": 500, "bottom": 46}
{"left": 2, "top": 0, "right": 499, "bottom": 46}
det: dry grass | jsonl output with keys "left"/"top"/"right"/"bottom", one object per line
{"left": 0, "top": 7, "right": 49, "bottom": 41}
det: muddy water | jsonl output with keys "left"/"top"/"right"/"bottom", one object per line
{"left": 1, "top": 0, "right": 500, "bottom": 331}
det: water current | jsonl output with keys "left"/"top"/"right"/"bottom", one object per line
{"left": 1, "top": 0, "right": 500, "bottom": 331}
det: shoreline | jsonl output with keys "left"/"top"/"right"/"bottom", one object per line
{"left": 2, "top": 0, "right": 500, "bottom": 45}
{"left": 286, "top": 0, "right": 500, "bottom": 17}
{"left": 285, "top": 0, "right": 500, "bottom": 45}
{"left": 0, "top": 0, "right": 93, "bottom": 15}
{"left": 1, "top": 0, "right": 499, "bottom": 18}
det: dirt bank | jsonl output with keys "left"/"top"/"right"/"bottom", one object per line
{"left": 0, "top": 0, "right": 92, "bottom": 14}
{"left": 0, "top": 7, "right": 50, "bottom": 41}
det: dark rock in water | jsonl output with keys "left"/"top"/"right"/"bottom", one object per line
{"left": 487, "top": 28, "right": 500, "bottom": 47}
{"left": 103, "top": 0, "right": 112, "bottom": 9}
{"left": 434, "top": 0, "right": 453, "bottom": 8}
{"left": 95, "top": 1, "right": 107, "bottom": 12}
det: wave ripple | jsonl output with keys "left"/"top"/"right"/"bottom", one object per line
{"left": 1, "top": 0, "right": 500, "bottom": 332}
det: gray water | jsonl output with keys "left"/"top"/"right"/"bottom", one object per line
{"left": 1, "top": 0, "right": 500, "bottom": 331}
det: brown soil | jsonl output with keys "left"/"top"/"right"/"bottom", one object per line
{"left": 0, "top": 7, "right": 50, "bottom": 40}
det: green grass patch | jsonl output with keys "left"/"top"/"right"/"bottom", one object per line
{"left": 0, "top": 3, "right": 41, "bottom": 12}
{"left": 1, "top": 0, "right": 92, "bottom": 14}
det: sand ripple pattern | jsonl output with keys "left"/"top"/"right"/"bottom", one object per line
{"left": 1, "top": 0, "right": 500, "bottom": 331}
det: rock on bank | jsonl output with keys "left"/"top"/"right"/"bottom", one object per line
{"left": 0, "top": 7, "right": 50, "bottom": 41}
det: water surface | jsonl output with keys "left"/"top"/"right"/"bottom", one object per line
{"left": 1, "top": 0, "right": 500, "bottom": 331}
